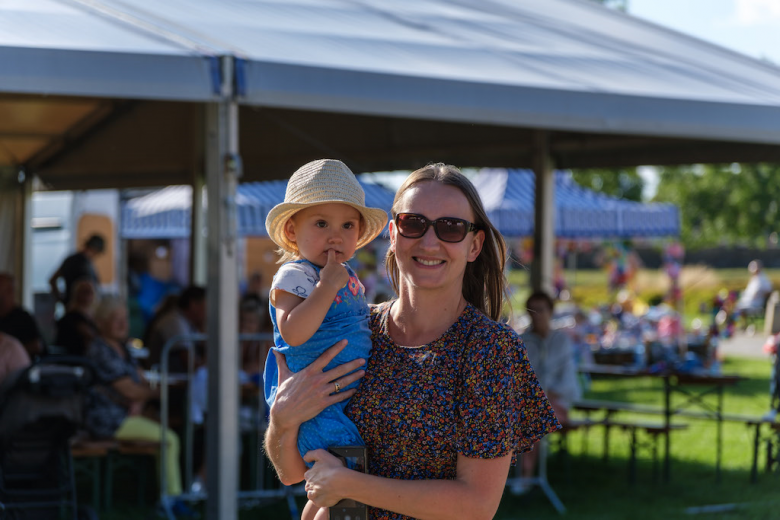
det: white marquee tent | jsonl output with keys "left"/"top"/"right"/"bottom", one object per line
{"left": 2, "top": 1, "right": 780, "bottom": 517}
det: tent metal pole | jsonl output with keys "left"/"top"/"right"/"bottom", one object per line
{"left": 191, "top": 104, "right": 207, "bottom": 286}
{"left": 531, "top": 131, "right": 555, "bottom": 295}
{"left": 191, "top": 171, "right": 207, "bottom": 286}
{"left": 205, "top": 55, "right": 240, "bottom": 520}
{"left": 17, "top": 171, "right": 34, "bottom": 310}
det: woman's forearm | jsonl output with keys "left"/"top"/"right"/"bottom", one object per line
{"left": 304, "top": 453, "right": 510, "bottom": 520}
{"left": 340, "top": 471, "right": 504, "bottom": 520}
{"left": 264, "top": 416, "right": 308, "bottom": 485}
{"left": 112, "top": 377, "right": 158, "bottom": 402}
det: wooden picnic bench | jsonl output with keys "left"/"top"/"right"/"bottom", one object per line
{"left": 718, "top": 414, "right": 780, "bottom": 482}
{"left": 558, "top": 412, "right": 688, "bottom": 484}
{"left": 71, "top": 437, "right": 160, "bottom": 510}
{"left": 572, "top": 400, "right": 665, "bottom": 460}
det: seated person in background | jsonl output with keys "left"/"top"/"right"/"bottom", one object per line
{"left": 737, "top": 260, "right": 773, "bottom": 318}
{"left": 84, "top": 295, "right": 194, "bottom": 516}
{"left": 238, "top": 294, "right": 272, "bottom": 379}
{"left": 145, "top": 286, "right": 206, "bottom": 373}
{"left": 520, "top": 290, "right": 582, "bottom": 481}
{"left": 0, "top": 332, "right": 30, "bottom": 385}
{"left": 55, "top": 277, "right": 99, "bottom": 356}
{"left": 187, "top": 295, "right": 269, "bottom": 493}
{"left": 0, "top": 272, "right": 44, "bottom": 359}
{"left": 241, "top": 271, "right": 265, "bottom": 303}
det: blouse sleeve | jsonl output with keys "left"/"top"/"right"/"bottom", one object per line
{"left": 456, "top": 323, "right": 561, "bottom": 463}
{"left": 89, "top": 340, "right": 134, "bottom": 385}
{"left": 269, "top": 262, "right": 319, "bottom": 304}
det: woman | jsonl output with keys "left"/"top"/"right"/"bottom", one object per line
{"left": 265, "top": 163, "right": 560, "bottom": 520}
{"left": 84, "top": 295, "right": 194, "bottom": 516}
{"left": 54, "top": 277, "right": 99, "bottom": 356}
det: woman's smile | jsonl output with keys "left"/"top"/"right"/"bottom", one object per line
{"left": 414, "top": 257, "right": 444, "bottom": 267}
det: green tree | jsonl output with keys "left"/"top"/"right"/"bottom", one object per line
{"left": 653, "top": 163, "right": 780, "bottom": 248}
{"left": 570, "top": 168, "right": 644, "bottom": 202}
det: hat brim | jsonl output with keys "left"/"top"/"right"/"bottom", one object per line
{"left": 265, "top": 200, "right": 389, "bottom": 254}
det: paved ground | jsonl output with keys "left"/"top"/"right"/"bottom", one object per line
{"left": 717, "top": 331, "right": 772, "bottom": 360}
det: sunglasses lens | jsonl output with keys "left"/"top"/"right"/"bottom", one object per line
{"left": 435, "top": 218, "right": 467, "bottom": 242}
{"left": 397, "top": 214, "right": 427, "bottom": 237}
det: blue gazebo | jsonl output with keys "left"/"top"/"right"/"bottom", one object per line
{"left": 121, "top": 180, "right": 396, "bottom": 239}
{"left": 472, "top": 168, "right": 680, "bottom": 239}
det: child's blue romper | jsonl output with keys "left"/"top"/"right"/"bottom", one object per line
{"left": 264, "top": 259, "right": 370, "bottom": 463}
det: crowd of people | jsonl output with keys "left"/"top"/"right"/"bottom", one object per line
{"left": 0, "top": 233, "right": 276, "bottom": 517}
{"left": 3, "top": 163, "right": 778, "bottom": 519}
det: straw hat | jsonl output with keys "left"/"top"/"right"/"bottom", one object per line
{"left": 265, "top": 159, "right": 388, "bottom": 253}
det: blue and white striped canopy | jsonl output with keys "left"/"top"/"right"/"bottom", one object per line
{"left": 121, "top": 180, "right": 395, "bottom": 239}
{"left": 472, "top": 168, "right": 679, "bottom": 238}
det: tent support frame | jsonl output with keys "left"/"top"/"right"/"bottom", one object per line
{"left": 531, "top": 131, "right": 555, "bottom": 295}
{"left": 204, "top": 56, "right": 241, "bottom": 520}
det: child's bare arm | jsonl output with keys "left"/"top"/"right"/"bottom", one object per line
{"left": 275, "top": 251, "right": 349, "bottom": 346}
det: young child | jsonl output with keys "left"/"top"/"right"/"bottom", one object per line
{"left": 263, "top": 158, "right": 387, "bottom": 463}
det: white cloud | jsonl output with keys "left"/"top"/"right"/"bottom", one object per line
{"left": 735, "top": 0, "right": 780, "bottom": 25}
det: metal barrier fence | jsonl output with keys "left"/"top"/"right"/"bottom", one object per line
{"left": 154, "top": 333, "right": 303, "bottom": 519}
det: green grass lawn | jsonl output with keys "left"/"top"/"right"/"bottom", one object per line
{"left": 492, "top": 355, "right": 779, "bottom": 520}
{"left": 96, "top": 354, "right": 778, "bottom": 520}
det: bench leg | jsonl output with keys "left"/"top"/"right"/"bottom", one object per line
{"left": 628, "top": 428, "right": 637, "bottom": 485}
{"left": 561, "top": 434, "right": 572, "bottom": 483}
{"left": 104, "top": 454, "right": 113, "bottom": 511}
{"left": 74, "top": 456, "right": 103, "bottom": 512}
{"left": 651, "top": 435, "right": 659, "bottom": 484}
{"left": 751, "top": 424, "right": 760, "bottom": 483}
{"left": 92, "top": 458, "right": 103, "bottom": 512}
{"left": 603, "top": 424, "right": 612, "bottom": 463}
{"left": 580, "top": 413, "right": 591, "bottom": 456}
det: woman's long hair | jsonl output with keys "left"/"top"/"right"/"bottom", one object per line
{"left": 384, "top": 163, "right": 509, "bottom": 321}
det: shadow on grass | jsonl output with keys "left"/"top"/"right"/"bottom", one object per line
{"left": 496, "top": 450, "right": 780, "bottom": 520}
{"left": 95, "top": 448, "right": 780, "bottom": 520}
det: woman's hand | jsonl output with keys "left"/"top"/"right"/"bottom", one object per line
{"left": 303, "top": 449, "right": 348, "bottom": 507}
{"left": 271, "top": 340, "right": 366, "bottom": 432}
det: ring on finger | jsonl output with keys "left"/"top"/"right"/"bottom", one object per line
{"left": 334, "top": 381, "right": 341, "bottom": 393}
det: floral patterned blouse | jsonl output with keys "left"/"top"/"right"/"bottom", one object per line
{"left": 346, "top": 301, "right": 560, "bottom": 520}
{"left": 84, "top": 337, "right": 140, "bottom": 439}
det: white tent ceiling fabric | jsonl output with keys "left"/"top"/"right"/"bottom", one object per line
{"left": 0, "top": 0, "right": 219, "bottom": 100}
{"left": 2, "top": 0, "right": 780, "bottom": 141}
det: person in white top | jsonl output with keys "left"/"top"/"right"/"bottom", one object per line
{"left": 737, "top": 260, "right": 772, "bottom": 314}
{"left": 520, "top": 290, "right": 581, "bottom": 480}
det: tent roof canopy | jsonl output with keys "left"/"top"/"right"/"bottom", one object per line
{"left": 0, "top": 0, "right": 220, "bottom": 101}
{"left": 2, "top": 0, "right": 780, "bottom": 189}
{"left": 472, "top": 168, "right": 680, "bottom": 238}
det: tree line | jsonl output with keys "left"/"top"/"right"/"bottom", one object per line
{"left": 571, "top": 164, "right": 780, "bottom": 249}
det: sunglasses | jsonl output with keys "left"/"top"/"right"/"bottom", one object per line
{"left": 394, "top": 213, "right": 479, "bottom": 243}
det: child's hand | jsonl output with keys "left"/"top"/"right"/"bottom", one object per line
{"left": 319, "top": 249, "right": 349, "bottom": 291}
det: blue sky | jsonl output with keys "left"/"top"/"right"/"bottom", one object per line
{"left": 628, "top": 0, "right": 780, "bottom": 65}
